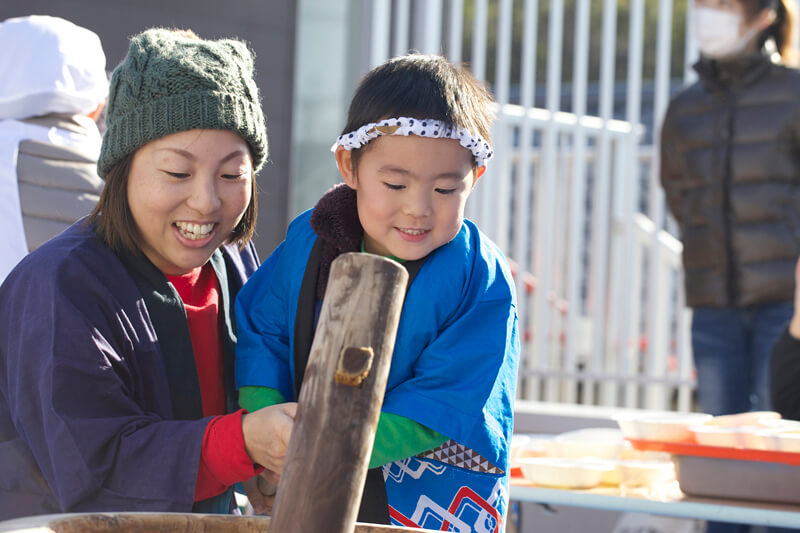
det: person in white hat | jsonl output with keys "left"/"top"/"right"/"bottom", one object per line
{"left": 0, "top": 14, "right": 108, "bottom": 282}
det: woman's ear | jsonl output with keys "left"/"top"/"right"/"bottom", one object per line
{"left": 335, "top": 146, "right": 357, "bottom": 189}
{"left": 757, "top": 7, "right": 777, "bottom": 31}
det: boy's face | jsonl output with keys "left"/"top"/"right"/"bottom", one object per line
{"left": 336, "top": 135, "right": 480, "bottom": 261}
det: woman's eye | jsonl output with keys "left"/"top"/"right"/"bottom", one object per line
{"left": 165, "top": 171, "right": 190, "bottom": 178}
{"left": 435, "top": 188, "right": 457, "bottom": 195}
{"left": 222, "top": 173, "right": 245, "bottom": 180}
{"left": 384, "top": 182, "right": 405, "bottom": 190}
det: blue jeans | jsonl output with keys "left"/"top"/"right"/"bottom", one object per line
{"left": 691, "top": 302, "right": 793, "bottom": 416}
{"left": 692, "top": 302, "right": 796, "bottom": 533}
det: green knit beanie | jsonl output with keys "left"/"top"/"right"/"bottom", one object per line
{"left": 97, "top": 28, "right": 268, "bottom": 178}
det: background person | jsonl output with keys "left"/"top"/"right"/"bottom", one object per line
{"left": 0, "top": 28, "right": 293, "bottom": 519}
{"left": 660, "top": 2, "right": 799, "bottom": 532}
{"left": 0, "top": 15, "right": 107, "bottom": 282}
{"left": 770, "top": 257, "right": 800, "bottom": 421}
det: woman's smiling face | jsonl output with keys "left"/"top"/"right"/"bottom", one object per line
{"left": 127, "top": 129, "right": 253, "bottom": 275}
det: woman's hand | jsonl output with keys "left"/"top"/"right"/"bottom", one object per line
{"left": 242, "top": 470, "right": 279, "bottom": 514}
{"left": 241, "top": 402, "right": 297, "bottom": 476}
{"left": 791, "top": 258, "right": 800, "bottom": 339}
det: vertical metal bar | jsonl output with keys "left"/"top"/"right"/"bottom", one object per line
{"left": 370, "top": 0, "right": 392, "bottom": 68}
{"left": 620, "top": 0, "right": 644, "bottom": 408}
{"left": 516, "top": 0, "right": 540, "bottom": 400}
{"left": 491, "top": 0, "right": 513, "bottom": 251}
{"left": 684, "top": 0, "right": 698, "bottom": 84}
{"left": 535, "top": 0, "right": 564, "bottom": 403}
{"left": 594, "top": 0, "right": 617, "bottom": 407}
{"left": 472, "top": 0, "right": 489, "bottom": 228}
{"left": 393, "top": 0, "right": 411, "bottom": 57}
{"left": 472, "top": 0, "right": 489, "bottom": 80}
{"left": 677, "top": 281, "right": 694, "bottom": 412}
{"left": 418, "top": 0, "right": 443, "bottom": 55}
{"left": 448, "top": 0, "right": 464, "bottom": 63}
{"left": 644, "top": 0, "right": 673, "bottom": 411}
{"left": 565, "top": 0, "right": 591, "bottom": 405}
{"left": 605, "top": 136, "right": 626, "bottom": 406}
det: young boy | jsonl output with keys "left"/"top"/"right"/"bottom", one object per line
{"left": 235, "top": 54, "right": 519, "bottom": 530}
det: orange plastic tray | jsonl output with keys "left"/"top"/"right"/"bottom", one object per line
{"left": 628, "top": 438, "right": 800, "bottom": 466}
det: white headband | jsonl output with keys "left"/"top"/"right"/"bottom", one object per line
{"left": 332, "top": 117, "right": 493, "bottom": 167}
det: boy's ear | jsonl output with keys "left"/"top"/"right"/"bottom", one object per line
{"left": 472, "top": 165, "right": 486, "bottom": 188}
{"left": 335, "top": 146, "right": 357, "bottom": 189}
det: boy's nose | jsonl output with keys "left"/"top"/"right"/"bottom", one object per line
{"left": 402, "top": 193, "right": 433, "bottom": 218}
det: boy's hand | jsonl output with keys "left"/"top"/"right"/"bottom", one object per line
{"left": 241, "top": 402, "right": 297, "bottom": 476}
{"left": 242, "top": 470, "right": 279, "bottom": 514}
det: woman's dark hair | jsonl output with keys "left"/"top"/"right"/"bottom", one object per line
{"left": 342, "top": 53, "right": 495, "bottom": 171}
{"left": 87, "top": 152, "right": 258, "bottom": 254}
{"left": 743, "top": 0, "right": 796, "bottom": 60}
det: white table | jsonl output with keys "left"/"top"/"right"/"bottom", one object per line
{"left": 510, "top": 481, "right": 800, "bottom": 528}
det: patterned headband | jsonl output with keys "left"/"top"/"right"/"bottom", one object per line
{"left": 331, "top": 117, "right": 493, "bottom": 167}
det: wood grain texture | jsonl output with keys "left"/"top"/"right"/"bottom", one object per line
{"left": 269, "top": 253, "right": 409, "bottom": 533}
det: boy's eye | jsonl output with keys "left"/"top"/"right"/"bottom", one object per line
{"left": 435, "top": 188, "right": 457, "bottom": 195}
{"left": 384, "top": 182, "right": 405, "bottom": 190}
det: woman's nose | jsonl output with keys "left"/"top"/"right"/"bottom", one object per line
{"left": 187, "top": 175, "right": 222, "bottom": 214}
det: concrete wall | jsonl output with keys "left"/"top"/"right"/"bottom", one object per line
{"left": 1, "top": 1, "right": 296, "bottom": 257}
{"left": 288, "top": 0, "right": 371, "bottom": 218}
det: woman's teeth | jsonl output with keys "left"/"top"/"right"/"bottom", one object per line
{"left": 175, "top": 222, "right": 214, "bottom": 240}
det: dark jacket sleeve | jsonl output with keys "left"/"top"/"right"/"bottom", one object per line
{"left": 659, "top": 104, "right": 685, "bottom": 225}
{"left": 0, "top": 256, "right": 209, "bottom": 513}
{"left": 770, "top": 327, "right": 800, "bottom": 421}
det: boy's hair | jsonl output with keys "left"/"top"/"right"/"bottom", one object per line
{"left": 342, "top": 54, "right": 495, "bottom": 172}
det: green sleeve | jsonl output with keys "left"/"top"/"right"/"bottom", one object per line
{"left": 369, "top": 412, "right": 448, "bottom": 469}
{"left": 238, "top": 385, "right": 286, "bottom": 413}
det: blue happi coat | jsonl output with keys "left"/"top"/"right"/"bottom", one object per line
{"left": 236, "top": 195, "right": 520, "bottom": 531}
{"left": 0, "top": 220, "right": 258, "bottom": 519}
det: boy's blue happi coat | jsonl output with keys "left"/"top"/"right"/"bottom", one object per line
{"left": 236, "top": 209, "right": 520, "bottom": 529}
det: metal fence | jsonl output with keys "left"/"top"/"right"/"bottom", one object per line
{"left": 362, "top": 0, "right": 698, "bottom": 411}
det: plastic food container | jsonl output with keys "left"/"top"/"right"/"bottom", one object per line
{"left": 543, "top": 428, "right": 626, "bottom": 460}
{"left": 628, "top": 436, "right": 800, "bottom": 504}
{"left": 674, "top": 455, "right": 800, "bottom": 505}
{"left": 770, "top": 432, "right": 800, "bottom": 453}
{"left": 615, "top": 459, "right": 675, "bottom": 488}
{"left": 615, "top": 412, "right": 713, "bottom": 443}
{"left": 517, "top": 457, "right": 614, "bottom": 489}
{"left": 705, "top": 411, "right": 782, "bottom": 427}
{"left": 689, "top": 425, "right": 745, "bottom": 448}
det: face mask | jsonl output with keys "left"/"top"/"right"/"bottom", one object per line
{"left": 692, "top": 7, "right": 763, "bottom": 59}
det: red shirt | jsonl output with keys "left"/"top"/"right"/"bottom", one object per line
{"left": 167, "top": 264, "right": 260, "bottom": 501}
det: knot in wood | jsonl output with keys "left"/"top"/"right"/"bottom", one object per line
{"left": 335, "top": 346, "right": 374, "bottom": 387}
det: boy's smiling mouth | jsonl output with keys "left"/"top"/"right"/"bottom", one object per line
{"left": 175, "top": 221, "right": 215, "bottom": 240}
{"left": 397, "top": 227, "right": 429, "bottom": 236}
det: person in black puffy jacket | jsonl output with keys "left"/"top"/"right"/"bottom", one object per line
{"left": 661, "top": 0, "right": 798, "bottom": 417}
{"left": 662, "top": 3, "right": 800, "bottom": 533}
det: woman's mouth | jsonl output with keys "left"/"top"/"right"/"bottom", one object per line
{"left": 175, "top": 221, "right": 215, "bottom": 240}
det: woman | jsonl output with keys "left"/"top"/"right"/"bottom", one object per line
{"left": 0, "top": 28, "right": 294, "bottom": 519}
{"left": 661, "top": 3, "right": 799, "bottom": 532}
{"left": 661, "top": 0, "right": 797, "bottom": 416}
